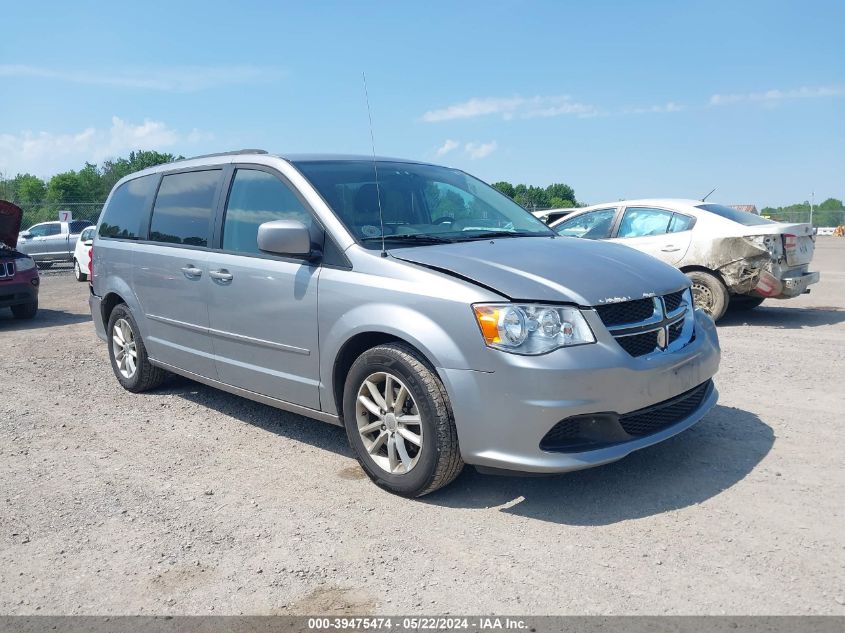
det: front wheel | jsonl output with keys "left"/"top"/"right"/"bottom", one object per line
{"left": 342, "top": 343, "right": 463, "bottom": 497}
{"left": 73, "top": 259, "right": 88, "bottom": 282}
{"left": 685, "top": 270, "right": 729, "bottom": 321}
{"left": 107, "top": 304, "right": 166, "bottom": 393}
{"left": 11, "top": 299, "right": 38, "bottom": 320}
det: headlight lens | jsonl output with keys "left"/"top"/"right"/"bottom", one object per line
{"left": 473, "top": 303, "right": 596, "bottom": 354}
{"left": 15, "top": 257, "right": 36, "bottom": 272}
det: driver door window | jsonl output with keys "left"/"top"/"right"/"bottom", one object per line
{"left": 554, "top": 209, "right": 616, "bottom": 239}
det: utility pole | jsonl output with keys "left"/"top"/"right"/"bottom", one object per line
{"left": 809, "top": 191, "right": 815, "bottom": 227}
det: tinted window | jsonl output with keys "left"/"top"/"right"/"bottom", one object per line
{"left": 99, "top": 175, "right": 157, "bottom": 239}
{"left": 149, "top": 170, "right": 220, "bottom": 247}
{"left": 80, "top": 227, "right": 96, "bottom": 241}
{"left": 554, "top": 209, "right": 616, "bottom": 239}
{"left": 668, "top": 213, "right": 696, "bottom": 233}
{"left": 69, "top": 220, "right": 94, "bottom": 234}
{"left": 222, "top": 169, "right": 312, "bottom": 255}
{"left": 696, "top": 203, "right": 775, "bottom": 226}
{"left": 29, "top": 223, "right": 60, "bottom": 237}
{"left": 617, "top": 207, "right": 673, "bottom": 238}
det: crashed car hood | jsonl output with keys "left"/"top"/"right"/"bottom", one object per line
{"left": 0, "top": 200, "right": 23, "bottom": 249}
{"left": 390, "top": 236, "right": 691, "bottom": 306}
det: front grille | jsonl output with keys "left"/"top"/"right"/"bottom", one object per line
{"left": 668, "top": 319, "right": 684, "bottom": 344}
{"left": 619, "top": 380, "right": 712, "bottom": 436}
{"left": 594, "top": 289, "right": 692, "bottom": 357}
{"left": 0, "top": 261, "right": 13, "bottom": 279}
{"left": 663, "top": 290, "right": 684, "bottom": 313}
{"left": 616, "top": 331, "right": 659, "bottom": 357}
{"left": 594, "top": 298, "right": 654, "bottom": 326}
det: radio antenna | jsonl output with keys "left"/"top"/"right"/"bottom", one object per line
{"left": 701, "top": 186, "right": 717, "bottom": 202}
{"left": 362, "top": 72, "right": 387, "bottom": 256}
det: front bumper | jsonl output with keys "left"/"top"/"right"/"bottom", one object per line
{"left": 439, "top": 309, "right": 721, "bottom": 473}
{"left": 0, "top": 279, "right": 38, "bottom": 308}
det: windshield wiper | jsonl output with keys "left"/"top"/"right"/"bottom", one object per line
{"left": 454, "top": 231, "right": 548, "bottom": 241}
{"left": 361, "top": 234, "right": 456, "bottom": 244}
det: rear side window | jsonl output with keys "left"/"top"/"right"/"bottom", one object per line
{"left": 668, "top": 213, "right": 696, "bottom": 233}
{"left": 149, "top": 170, "right": 221, "bottom": 247}
{"left": 222, "top": 169, "right": 312, "bottom": 255}
{"left": 99, "top": 175, "right": 157, "bottom": 239}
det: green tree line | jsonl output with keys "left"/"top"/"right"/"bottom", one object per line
{"left": 0, "top": 150, "right": 180, "bottom": 206}
{"left": 761, "top": 197, "right": 844, "bottom": 227}
{"left": 491, "top": 181, "right": 578, "bottom": 210}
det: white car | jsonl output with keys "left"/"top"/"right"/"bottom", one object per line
{"left": 550, "top": 199, "right": 820, "bottom": 320}
{"left": 72, "top": 226, "right": 95, "bottom": 281}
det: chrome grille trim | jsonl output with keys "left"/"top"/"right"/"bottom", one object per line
{"left": 594, "top": 289, "right": 695, "bottom": 357}
{"left": 0, "top": 261, "right": 13, "bottom": 278}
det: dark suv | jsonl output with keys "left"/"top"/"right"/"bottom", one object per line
{"left": 0, "top": 201, "right": 40, "bottom": 319}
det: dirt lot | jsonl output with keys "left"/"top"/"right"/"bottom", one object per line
{"left": 1, "top": 240, "right": 843, "bottom": 615}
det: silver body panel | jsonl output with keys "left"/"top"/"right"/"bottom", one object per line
{"left": 90, "top": 152, "right": 721, "bottom": 473}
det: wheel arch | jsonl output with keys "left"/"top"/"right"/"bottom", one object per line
{"left": 679, "top": 264, "right": 728, "bottom": 287}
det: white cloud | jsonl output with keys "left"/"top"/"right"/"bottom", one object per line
{"left": 624, "top": 101, "right": 685, "bottom": 114}
{"left": 0, "top": 64, "right": 281, "bottom": 92}
{"left": 422, "top": 95, "right": 598, "bottom": 122}
{"left": 0, "top": 116, "right": 212, "bottom": 177}
{"left": 464, "top": 141, "right": 497, "bottom": 159}
{"left": 710, "top": 85, "right": 845, "bottom": 106}
{"left": 435, "top": 139, "right": 460, "bottom": 156}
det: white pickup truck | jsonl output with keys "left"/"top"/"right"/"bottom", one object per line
{"left": 16, "top": 220, "right": 95, "bottom": 268}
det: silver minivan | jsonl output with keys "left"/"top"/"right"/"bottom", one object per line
{"left": 89, "top": 150, "right": 721, "bottom": 496}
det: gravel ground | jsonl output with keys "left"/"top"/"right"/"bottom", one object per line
{"left": 1, "top": 240, "right": 843, "bottom": 615}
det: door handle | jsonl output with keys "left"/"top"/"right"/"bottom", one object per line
{"left": 181, "top": 265, "right": 203, "bottom": 279}
{"left": 209, "top": 269, "right": 234, "bottom": 283}
{"left": 661, "top": 245, "right": 681, "bottom": 252}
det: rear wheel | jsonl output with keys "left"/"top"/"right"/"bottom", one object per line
{"left": 11, "top": 299, "right": 38, "bottom": 320}
{"left": 73, "top": 259, "right": 88, "bottom": 282}
{"left": 685, "top": 270, "right": 729, "bottom": 321}
{"left": 107, "top": 304, "right": 166, "bottom": 392}
{"left": 729, "top": 295, "right": 765, "bottom": 311}
{"left": 342, "top": 343, "right": 463, "bottom": 497}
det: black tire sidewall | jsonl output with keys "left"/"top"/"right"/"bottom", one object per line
{"left": 107, "top": 305, "right": 145, "bottom": 391}
{"left": 74, "top": 260, "right": 87, "bottom": 281}
{"left": 343, "top": 347, "right": 443, "bottom": 496}
{"left": 11, "top": 299, "right": 38, "bottom": 319}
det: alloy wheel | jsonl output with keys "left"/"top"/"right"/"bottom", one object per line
{"left": 111, "top": 318, "right": 138, "bottom": 379}
{"left": 356, "top": 372, "right": 423, "bottom": 474}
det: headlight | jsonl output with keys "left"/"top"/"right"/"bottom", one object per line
{"left": 472, "top": 303, "right": 596, "bottom": 354}
{"left": 15, "top": 257, "right": 35, "bottom": 272}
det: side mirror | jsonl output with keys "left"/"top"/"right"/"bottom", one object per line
{"left": 19, "top": 231, "right": 32, "bottom": 239}
{"left": 257, "top": 220, "right": 313, "bottom": 258}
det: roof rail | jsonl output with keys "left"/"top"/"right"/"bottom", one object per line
{"left": 176, "top": 149, "right": 269, "bottom": 162}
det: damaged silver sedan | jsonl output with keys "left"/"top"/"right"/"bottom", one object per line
{"left": 551, "top": 199, "right": 820, "bottom": 320}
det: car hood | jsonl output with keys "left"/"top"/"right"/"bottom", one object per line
{"left": 0, "top": 200, "right": 23, "bottom": 249}
{"left": 390, "top": 236, "right": 691, "bottom": 306}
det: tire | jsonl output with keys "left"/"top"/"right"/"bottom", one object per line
{"left": 685, "top": 270, "right": 729, "bottom": 321}
{"left": 73, "top": 259, "right": 87, "bottom": 282}
{"left": 342, "top": 343, "right": 463, "bottom": 497}
{"left": 11, "top": 299, "right": 38, "bottom": 320}
{"left": 106, "top": 303, "right": 166, "bottom": 393}
{"left": 728, "top": 295, "right": 765, "bottom": 311}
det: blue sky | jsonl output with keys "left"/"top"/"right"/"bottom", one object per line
{"left": 1, "top": 0, "right": 843, "bottom": 207}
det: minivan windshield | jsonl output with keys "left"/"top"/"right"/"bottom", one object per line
{"left": 293, "top": 160, "right": 554, "bottom": 247}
